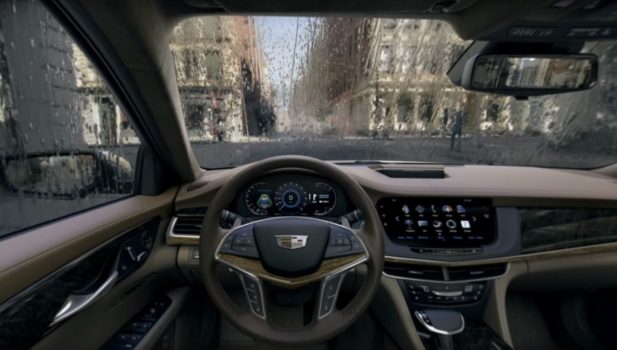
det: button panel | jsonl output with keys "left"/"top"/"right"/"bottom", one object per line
{"left": 323, "top": 226, "right": 365, "bottom": 259}
{"left": 240, "top": 273, "right": 266, "bottom": 318}
{"left": 411, "top": 247, "right": 483, "bottom": 255}
{"left": 219, "top": 227, "right": 260, "bottom": 259}
{"left": 102, "top": 296, "right": 171, "bottom": 349}
{"left": 318, "top": 273, "right": 344, "bottom": 318}
{"left": 405, "top": 281, "right": 486, "bottom": 305}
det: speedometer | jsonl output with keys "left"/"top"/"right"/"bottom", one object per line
{"left": 244, "top": 182, "right": 274, "bottom": 216}
{"left": 310, "top": 182, "right": 337, "bottom": 216}
{"left": 274, "top": 182, "right": 308, "bottom": 215}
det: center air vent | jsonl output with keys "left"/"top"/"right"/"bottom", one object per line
{"left": 170, "top": 207, "right": 207, "bottom": 236}
{"left": 384, "top": 261, "right": 508, "bottom": 282}
{"left": 447, "top": 263, "right": 508, "bottom": 281}
{"left": 384, "top": 262, "right": 446, "bottom": 281}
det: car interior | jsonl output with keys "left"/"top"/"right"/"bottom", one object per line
{"left": 2, "top": 0, "right": 617, "bottom": 349}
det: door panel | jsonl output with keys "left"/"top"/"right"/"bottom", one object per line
{"left": 0, "top": 189, "right": 178, "bottom": 349}
{"left": 0, "top": 189, "right": 176, "bottom": 303}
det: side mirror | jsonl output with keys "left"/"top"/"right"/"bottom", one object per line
{"left": 0, "top": 151, "right": 132, "bottom": 198}
{"left": 461, "top": 54, "right": 598, "bottom": 96}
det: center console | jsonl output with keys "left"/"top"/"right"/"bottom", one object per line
{"left": 377, "top": 197, "right": 520, "bottom": 350}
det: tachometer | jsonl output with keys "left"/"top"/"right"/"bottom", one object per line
{"left": 244, "top": 182, "right": 274, "bottom": 216}
{"left": 274, "top": 182, "right": 308, "bottom": 215}
{"left": 310, "top": 182, "right": 337, "bottom": 216}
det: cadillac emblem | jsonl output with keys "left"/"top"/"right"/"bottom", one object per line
{"left": 275, "top": 235, "right": 308, "bottom": 250}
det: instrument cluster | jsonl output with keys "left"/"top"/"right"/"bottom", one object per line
{"left": 233, "top": 173, "right": 349, "bottom": 218}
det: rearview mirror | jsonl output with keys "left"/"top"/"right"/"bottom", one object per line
{"left": 462, "top": 54, "right": 597, "bottom": 96}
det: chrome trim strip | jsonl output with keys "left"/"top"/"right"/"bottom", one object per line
{"left": 51, "top": 270, "right": 119, "bottom": 326}
{"left": 166, "top": 216, "right": 203, "bottom": 245}
{"left": 414, "top": 311, "right": 465, "bottom": 336}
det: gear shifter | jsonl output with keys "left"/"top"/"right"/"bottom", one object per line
{"left": 415, "top": 310, "right": 465, "bottom": 350}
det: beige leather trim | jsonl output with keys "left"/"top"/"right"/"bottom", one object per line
{"left": 483, "top": 261, "right": 527, "bottom": 348}
{"left": 0, "top": 188, "right": 177, "bottom": 303}
{"left": 595, "top": 162, "right": 617, "bottom": 178}
{"left": 372, "top": 276, "right": 426, "bottom": 350}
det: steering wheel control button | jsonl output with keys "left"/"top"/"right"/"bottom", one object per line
{"left": 240, "top": 274, "right": 265, "bottom": 318}
{"left": 318, "top": 274, "right": 344, "bottom": 318}
{"left": 324, "top": 226, "right": 365, "bottom": 258}
{"left": 219, "top": 233, "right": 236, "bottom": 253}
{"left": 220, "top": 228, "right": 260, "bottom": 258}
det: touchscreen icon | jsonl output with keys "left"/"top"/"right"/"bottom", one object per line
{"left": 442, "top": 205, "right": 453, "bottom": 214}
{"left": 404, "top": 219, "right": 413, "bottom": 226}
{"left": 456, "top": 205, "right": 466, "bottom": 213}
{"left": 418, "top": 220, "right": 428, "bottom": 227}
{"left": 415, "top": 205, "right": 425, "bottom": 214}
{"left": 432, "top": 220, "right": 443, "bottom": 228}
{"left": 446, "top": 219, "right": 457, "bottom": 229}
{"left": 401, "top": 205, "right": 410, "bottom": 215}
{"left": 431, "top": 205, "right": 438, "bottom": 214}
{"left": 461, "top": 220, "right": 471, "bottom": 229}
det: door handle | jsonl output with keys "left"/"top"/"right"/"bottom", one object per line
{"left": 51, "top": 270, "right": 119, "bottom": 326}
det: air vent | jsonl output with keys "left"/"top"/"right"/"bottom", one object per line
{"left": 447, "top": 263, "right": 507, "bottom": 281}
{"left": 170, "top": 207, "right": 207, "bottom": 236}
{"left": 384, "top": 262, "right": 445, "bottom": 281}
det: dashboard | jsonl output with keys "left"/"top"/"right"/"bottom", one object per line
{"left": 169, "top": 162, "right": 617, "bottom": 345}
{"left": 172, "top": 164, "right": 617, "bottom": 264}
{"left": 230, "top": 173, "right": 353, "bottom": 218}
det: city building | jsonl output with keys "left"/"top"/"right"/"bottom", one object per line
{"left": 292, "top": 18, "right": 522, "bottom": 137}
{"left": 170, "top": 16, "right": 274, "bottom": 142}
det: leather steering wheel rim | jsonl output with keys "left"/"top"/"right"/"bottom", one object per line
{"left": 199, "top": 155, "right": 384, "bottom": 345}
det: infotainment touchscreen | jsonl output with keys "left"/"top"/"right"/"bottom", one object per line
{"left": 376, "top": 197, "right": 495, "bottom": 247}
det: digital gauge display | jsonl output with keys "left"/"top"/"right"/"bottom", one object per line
{"left": 240, "top": 176, "right": 346, "bottom": 217}
{"left": 244, "top": 182, "right": 274, "bottom": 216}
{"left": 310, "top": 182, "right": 337, "bottom": 216}
{"left": 274, "top": 182, "right": 308, "bottom": 215}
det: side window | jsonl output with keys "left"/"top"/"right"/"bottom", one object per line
{"left": 0, "top": 1, "right": 141, "bottom": 238}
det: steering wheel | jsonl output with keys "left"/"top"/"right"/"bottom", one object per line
{"left": 200, "top": 155, "right": 384, "bottom": 345}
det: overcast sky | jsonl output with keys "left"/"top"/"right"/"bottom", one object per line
{"left": 255, "top": 17, "right": 313, "bottom": 109}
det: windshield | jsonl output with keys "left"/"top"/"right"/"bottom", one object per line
{"left": 170, "top": 17, "right": 617, "bottom": 169}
